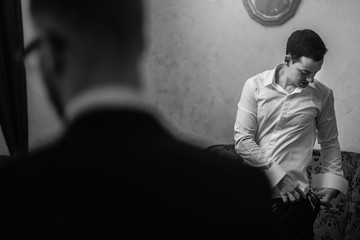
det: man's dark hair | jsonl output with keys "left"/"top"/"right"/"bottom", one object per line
{"left": 286, "top": 29, "right": 328, "bottom": 62}
{"left": 30, "top": 0, "right": 145, "bottom": 58}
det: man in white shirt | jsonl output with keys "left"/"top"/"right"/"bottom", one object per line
{"left": 234, "top": 29, "right": 348, "bottom": 240}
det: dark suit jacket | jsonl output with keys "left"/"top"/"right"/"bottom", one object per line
{"left": 0, "top": 108, "right": 274, "bottom": 239}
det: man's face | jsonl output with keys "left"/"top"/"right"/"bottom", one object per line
{"left": 23, "top": 33, "right": 64, "bottom": 119}
{"left": 28, "top": 14, "right": 66, "bottom": 118}
{"left": 39, "top": 41, "right": 65, "bottom": 118}
{"left": 288, "top": 56, "right": 324, "bottom": 88}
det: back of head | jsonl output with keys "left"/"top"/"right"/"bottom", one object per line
{"left": 30, "top": 0, "right": 145, "bottom": 59}
{"left": 286, "top": 29, "right": 328, "bottom": 61}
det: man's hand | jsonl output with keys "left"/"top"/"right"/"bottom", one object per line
{"left": 276, "top": 174, "right": 306, "bottom": 203}
{"left": 315, "top": 188, "right": 339, "bottom": 206}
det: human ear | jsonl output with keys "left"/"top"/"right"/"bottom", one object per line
{"left": 284, "top": 55, "right": 292, "bottom": 66}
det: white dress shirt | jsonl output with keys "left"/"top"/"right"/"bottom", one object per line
{"left": 234, "top": 64, "right": 348, "bottom": 196}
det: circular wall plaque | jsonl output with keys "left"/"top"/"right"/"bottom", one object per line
{"left": 243, "top": 0, "right": 302, "bottom": 26}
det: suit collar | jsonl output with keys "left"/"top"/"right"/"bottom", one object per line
{"left": 65, "top": 86, "right": 173, "bottom": 137}
{"left": 65, "top": 86, "right": 153, "bottom": 122}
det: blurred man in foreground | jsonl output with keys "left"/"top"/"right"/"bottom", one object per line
{"left": 0, "top": 1, "right": 274, "bottom": 239}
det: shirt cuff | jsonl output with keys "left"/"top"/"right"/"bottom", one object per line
{"left": 264, "top": 162, "right": 287, "bottom": 188}
{"left": 311, "top": 173, "right": 348, "bottom": 194}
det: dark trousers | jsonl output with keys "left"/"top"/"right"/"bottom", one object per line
{"left": 271, "top": 193, "right": 320, "bottom": 240}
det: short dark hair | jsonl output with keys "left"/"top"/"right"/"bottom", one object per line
{"left": 286, "top": 29, "right": 328, "bottom": 62}
{"left": 30, "top": 0, "right": 145, "bottom": 58}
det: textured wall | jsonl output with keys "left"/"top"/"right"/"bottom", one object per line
{"left": 143, "top": 0, "right": 360, "bottom": 152}
{"left": 20, "top": 0, "right": 360, "bottom": 153}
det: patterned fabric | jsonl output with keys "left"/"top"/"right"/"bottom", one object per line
{"left": 307, "top": 150, "right": 360, "bottom": 240}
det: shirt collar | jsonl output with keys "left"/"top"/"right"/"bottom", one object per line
{"left": 65, "top": 86, "right": 153, "bottom": 122}
{"left": 264, "top": 63, "right": 316, "bottom": 89}
{"left": 263, "top": 64, "right": 283, "bottom": 87}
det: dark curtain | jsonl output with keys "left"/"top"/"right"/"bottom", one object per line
{"left": 0, "top": 0, "right": 28, "bottom": 157}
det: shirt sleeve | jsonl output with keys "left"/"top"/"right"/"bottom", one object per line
{"left": 314, "top": 89, "right": 348, "bottom": 194}
{"left": 234, "top": 79, "right": 286, "bottom": 187}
